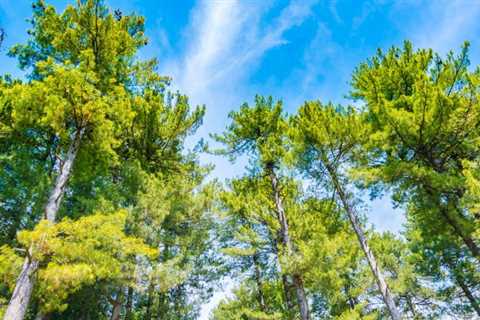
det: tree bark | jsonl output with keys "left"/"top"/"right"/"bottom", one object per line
{"left": 456, "top": 274, "right": 480, "bottom": 316}
{"left": 3, "top": 128, "right": 84, "bottom": 320}
{"left": 439, "top": 204, "right": 480, "bottom": 261}
{"left": 125, "top": 286, "right": 134, "bottom": 320}
{"left": 423, "top": 187, "right": 480, "bottom": 262}
{"left": 110, "top": 301, "right": 122, "bottom": 320}
{"left": 145, "top": 284, "right": 154, "bottom": 320}
{"left": 325, "top": 163, "right": 402, "bottom": 320}
{"left": 266, "top": 163, "right": 311, "bottom": 320}
{"left": 292, "top": 274, "right": 310, "bottom": 320}
{"left": 252, "top": 253, "right": 267, "bottom": 312}
{"left": 281, "top": 274, "right": 296, "bottom": 312}
{"left": 2, "top": 258, "right": 39, "bottom": 320}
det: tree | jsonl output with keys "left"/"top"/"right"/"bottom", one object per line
{"left": 1, "top": 1, "right": 156, "bottom": 318}
{"left": 214, "top": 96, "right": 311, "bottom": 320}
{"left": 350, "top": 41, "right": 480, "bottom": 262}
{"left": 291, "top": 102, "right": 402, "bottom": 320}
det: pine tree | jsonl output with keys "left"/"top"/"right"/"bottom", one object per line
{"left": 291, "top": 102, "right": 402, "bottom": 320}
{"left": 2, "top": 1, "right": 160, "bottom": 318}
{"left": 215, "top": 96, "right": 311, "bottom": 320}
{"left": 350, "top": 41, "right": 480, "bottom": 262}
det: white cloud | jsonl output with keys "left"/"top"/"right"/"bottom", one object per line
{"left": 161, "top": 0, "right": 318, "bottom": 116}
{"left": 159, "top": 0, "right": 319, "bottom": 178}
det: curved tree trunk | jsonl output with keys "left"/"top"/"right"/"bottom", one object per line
{"left": 267, "top": 164, "right": 311, "bottom": 320}
{"left": 325, "top": 164, "right": 402, "bottom": 320}
{"left": 3, "top": 128, "right": 84, "bottom": 320}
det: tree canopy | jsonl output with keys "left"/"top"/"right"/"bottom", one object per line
{"left": 0, "top": 1, "right": 479, "bottom": 320}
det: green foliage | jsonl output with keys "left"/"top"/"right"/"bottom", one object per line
{"left": 213, "top": 95, "right": 287, "bottom": 166}
{"left": 2, "top": 211, "right": 155, "bottom": 314}
{"left": 1, "top": 1, "right": 480, "bottom": 318}
{"left": 212, "top": 282, "right": 283, "bottom": 320}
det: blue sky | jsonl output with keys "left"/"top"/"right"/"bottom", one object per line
{"left": 2, "top": 0, "right": 480, "bottom": 318}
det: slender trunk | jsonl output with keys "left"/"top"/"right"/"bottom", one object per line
{"left": 456, "top": 274, "right": 480, "bottom": 316}
{"left": 3, "top": 128, "right": 84, "bottom": 320}
{"left": 44, "top": 127, "right": 85, "bottom": 222}
{"left": 281, "top": 274, "right": 296, "bottom": 312}
{"left": 125, "top": 287, "right": 134, "bottom": 320}
{"left": 266, "top": 163, "right": 310, "bottom": 320}
{"left": 423, "top": 187, "right": 480, "bottom": 261}
{"left": 444, "top": 253, "right": 480, "bottom": 316}
{"left": 145, "top": 284, "right": 154, "bottom": 320}
{"left": 271, "top": 224, "right": 295, "bottom": 312}
{"left": 252, "top": 253, "right": 267, "bottom": 312}
{"left": 439, "top": 205, "right": 480, "bottom": 260}
{"left": 292, "top": 274, "right": 310, "bottom": 320}
{"left": 110, "top": 302, "right": 122, "bottom": 320}
{"left": 110, "top": 289, "right": 123, "bottom": 320}
{"left": 325, "top": 164, "right": 401, "bottom": 320}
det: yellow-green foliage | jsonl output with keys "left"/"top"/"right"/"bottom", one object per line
{"left": 9, "top": 210, "right": 157, "bottom": 313}
{"left": 0, "top": 246, "right": 23, "bottom": 291}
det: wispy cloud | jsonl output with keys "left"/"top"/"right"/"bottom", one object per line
{"left": 161, "top": 0, "right": 319, "bottom": 127}
{"left": 159, "top": 0, "right": 319, "bottom": 183}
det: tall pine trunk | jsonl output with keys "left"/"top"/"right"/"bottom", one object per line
{"left": 267, "top": 164, "right": 311, "bottom": 320}
{"left": 325, "top": 163, "right": 402, "bottom": 320}
{"left": 3, "top": 128, "right": 84, "bottom": 320}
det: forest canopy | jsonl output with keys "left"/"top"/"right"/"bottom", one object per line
{"left": 0, "top": 1, "right": 479, "bottom": 320}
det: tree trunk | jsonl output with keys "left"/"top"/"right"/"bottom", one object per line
{"left": 3, "top": 128, "right": 84, "bottom": 320}
{"left": 456, "top": 274, "right": 480, "bottom": 316}
{"left": 292, "top": 274, "right": 310, "bottom": 320}
{"left": 125, "top": 287, "right": 134, "bottom": 320}
{"left": 266, "top": 163, "right": 311, "bottom": 320}
{"left": 423, "top": 187, "right": 480, "bottom": 261}
{"left": 110, "top": 301, "right": 122, "bottom": 320}
{"left": 2, "top": 258, "right": 39, "bottom": 320}
{"left": 440, "top": 205, "right": 480, "bottom": 261}
{"left": 444, "top": 253, "right": 480, "bottom": 317}
{"left": 252, "top": 253, "right": 267, "bottom": 312}
{"left": 325, "top": 164, "right": 402, "bottom": 320}
{"left": 145, "top": 284, "right": 154, "bottom": 320}
{"left": 281, "top": 274, "right": 296, "bottom": 312}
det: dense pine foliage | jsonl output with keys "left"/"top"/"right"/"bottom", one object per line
{"left": 0, "top": 1, "right": 479, "bottom": 319}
